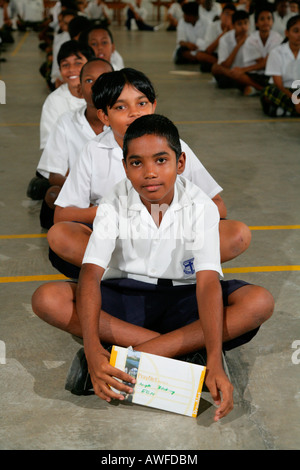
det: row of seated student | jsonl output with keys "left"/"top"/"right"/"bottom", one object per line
{"left": 15, "top": 2, "right": 275, "bottom": 418}
{"left": 173, "top": 1, "right": 300, "bottom": 114}
{"left": 28, "top": 38, "right": 274, "bottom": 418}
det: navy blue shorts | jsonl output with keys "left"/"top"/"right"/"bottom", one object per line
{"left": 100, "top": 278, "right": 259, "bottom": 351}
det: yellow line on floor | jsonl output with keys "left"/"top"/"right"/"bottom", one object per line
{"left": 11, "top": 31, "right": 30, "bottom": 56}
{"left": 223, "top": 265, "right": 300, "bottom": 274}
{"left": 0, "top": 122, "right": 39, "bottom": 127}
{"left": 248, "top": 225, "right": 300, "bottom": 230}
{"left": 175, "top": 118, "right": 300, "bottom": 124}
{"left": 0, "top": 266, "right": 299, "bottom": 283}
{"left": 1, "top": 226, "right": 299, "bottom": 240}
{"left": 0, "top": 234, "right": 47, "bottom": 239}
{"left": 0, "top": 274, "right": 67, "bottom": 283}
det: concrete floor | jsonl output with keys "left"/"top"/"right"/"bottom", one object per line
{"left": 0, "top": 22, "right": 299, "bottom": 451}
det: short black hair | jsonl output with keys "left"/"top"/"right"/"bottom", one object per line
{"left": 222, "top": 3, "right": 236, "bottom": 13}
{"left": 182, "top": 2, "right": 199, "bottom": 17}
{"left": 123, "top": 115, "right": 182, "bottom": 163}
{"left": 232, "top": 10, "right": 249, "bottom": 24}
{"left": 57, "top": 40, "right": 95, "bottom": 66}
{"left": 68, "top": 15, "right": 91, "bottom": 39}
{"left": 286, "top": 13, "right": 300, "bottom": 30}
{"left": 79, "top": 57, "right": 113, "bottom": 82}
{"left": 92, "top": 68, "right": 156, "bottom": 114}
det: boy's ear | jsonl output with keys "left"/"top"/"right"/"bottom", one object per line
{"left": 152, "top": 99, "right": 157, "bottom": 113}
{"left": 122, "top": 158, "right": 128, "bottom": 176}
{"left": 97, "top": 109, "right": 109, "bottom": 126}
{"left": 177, "top": 152, "right": 186, "bottom": 175}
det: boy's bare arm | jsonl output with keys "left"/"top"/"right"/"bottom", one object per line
{"left": 212, "top": 194, "right": 227, "bottom": 219}
{"left": 76, "top": 263, "right": 136, "bottom": 401}
{"left": 54, "top": 205, "right": 98, "bottom": 224}
{"left": 196, "top": 270, "right": 234, "bottom": 421}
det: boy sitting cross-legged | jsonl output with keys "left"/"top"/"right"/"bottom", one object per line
{"left": 32, "top": 114, "right": 274, "bottom": 422}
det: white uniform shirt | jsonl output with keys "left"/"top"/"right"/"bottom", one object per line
{"left": 217, "top": 29, "right": 247, "bottom": 68}
{"left": 83, "top": 176, "right": 223, "bottom": 285}
{"left": 167, "top": 2, "right": 183, "bottom": 22}
{"left": 111, "top": 50, "right": 125, "bottom": 71}
{"left": 243, "top": 30, "right": 283, "bottom": 74}
{"left": 265, "top": 42, "right": 300, "bottom": 87}
{"left": 55, "top": 127, "right": 222, "bottom": 209}
{"left": 40, "top": 83, "right": 86, "bottom": 149}
{"left": 18, "top": 0, "right": 44, "bottom": 22}
{"left": 37, "top": 106, "right": 98, "bottom": 179}
{"left": 199, "top": 2, "right": 222, "bottom": 23}
{"left": 176, "top": 16, "right": 210, "bottom": 51}
{"left": 85, "top": 1, "right": 112, "bottom": 21}
{"left": 272, "top": 11, "right": 294, "bottom": 37}
{"left": 204, "top": 19, "right": 222, "bottom": 51}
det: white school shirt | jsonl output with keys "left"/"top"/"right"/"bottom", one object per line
{"left": 55, "top": 127, "right": 222, "bottom": 209}
{"left": 204, "top": 19, "right": 222, "bottom": 51}
{"left": 111, "top": 50, "right": 125, "bottom": 71}
{"left": 167, "top": 2, "right": 183, "bottom": 22}
{"left": 40, "top": 83, "right": 86, "bottom": 149}
{"left": 85, "top": 1, "right": 112, "bottom": 21}
{"left": 272, "top": 11, "right": 294, "bottom": 37}
{"left": 37, "top": 106, "right": 98, "bottom": 179}
{"left": 217, "top": 29, "right": 247, "bottom": 68}
{"left": 198, "top": 2, "right": 222, "bottom": 23}
{"left": 265, "top": 42, "right": 300, "bottom": 87}
{"left": 18, "top": 0, "right": 44, "bottom": 22}
{"left": 243, "top": 30, "right": 283, "bottom": 74}
{"left": 176, "top": 16, "right": 210, "bottom": 51}
{"left": 83, "top": 176, "right": 223, "bottom": 285}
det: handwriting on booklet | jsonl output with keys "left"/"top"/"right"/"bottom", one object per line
{"left": 110, "top": 346, "right": 206, "bottom": 417}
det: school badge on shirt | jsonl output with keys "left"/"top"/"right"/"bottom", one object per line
{"left": 181, "top": 258, "right": 195, "bottom": 278}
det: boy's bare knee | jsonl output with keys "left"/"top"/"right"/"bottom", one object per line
{"left": 31, "top": 284, "right": 52, "bottom": 320}
{"left": 250, "top": 286, "right": 275, "bottom": 325}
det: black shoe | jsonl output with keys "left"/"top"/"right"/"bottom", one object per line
{"left": 65, "top": 348, "right": 94, "bottom": 395}
{"left": 178, "top": 348, "right": 207, "bottom": 366}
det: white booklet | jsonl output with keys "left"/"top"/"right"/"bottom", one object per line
{"left": 110, "top": 345, "right": 206, "bottom": 417}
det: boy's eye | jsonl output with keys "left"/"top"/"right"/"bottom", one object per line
{"left": 130, "top": 160, "right": 141, "bottom": 167}
{"left": 157, "top": 157, "right": 167, "bottom": 164}
{"left": 85, "top": 78, "right": 93, "bottom": 84}
{"left": 138, "top": 101, "right": 148, "bottom": 107}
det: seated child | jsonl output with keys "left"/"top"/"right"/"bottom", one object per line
{"left": 201, "top": 3, "right": 236, "bottom": 72}
{"left": 198, "top": 0, "right": 222, "bottom": 23}
{"left": 125, "top": 0, "right": 161, "bottom": 31}
{"left": 173, "top": 1, "right": 211, "bottom": 65}
{"left": 166, "top": 0, "right": 186, "bottom": 31}
{"left": 211, "top": 10, "right": 251, "bottom": 92}
{"left": 233, "top": 6, "right": 283, "bottom": 95}
{"left": 0, "top": 0, "right": 14, "bottom": 44}
{"left": 40, "top": 39, "right": 94, "bottom": 150}
{"left": 261, "top": 14, "right": 300, "bottom": 117}
{"left": 272, "top": 0, "right": 294, "bottom": 36}
{"left": 79, "top": 24, "right": 124, "bottom": 70}
{"left": 27, "top": 40, "right": 94, "bottom": 203}
{"left": 32, "top": 114, "right": 274, "bottom": 421}
{"left": 84, "top": 0, "right": 112, "bottom": 26}
{"left": 47, "top": 68, "right": 251, "bottom": 280}
{"left": 50, "top": 9, "right": 78, "bottom": 89}
{"left": 36, "top": 58, "right": 113, "bottom": 229}
{"left": 17, "top": 0, "right": 44, "bottom": 31}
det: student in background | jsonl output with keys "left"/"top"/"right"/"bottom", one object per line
{"left": 37, "top": 58, "right": 113, "bottom": 229}
{"left": 84, "top": 0, "right": 112, "bottom": 26}
{"left": 39, "top": 40, "right": 94, "bottom": 150}
{"left": 79, "top": 24, "right": 124, "bottom": 70}
{"left": 201, "top": 3, "right": 236, "bottom": 72}
{"left": 289, "top": 1, "right": 299, "bottom": 14}
{"left": 173, "top": 1, "right": 211, "bottom": 64}
{"left": 272, "top": 0, "right": 294, "bottom": 36}
{"left": 197, "top": 0, "right": 222, "bottom": 22}
{"left": 211, "top": 10, "right": 252, "bottom": 93}
{"left": 125, "top": 0, "right": 162, "bottom": 31}
{"left": 50, "top": 9, "right": 78, "bottom": 88}
{"left": 261, "top": 14, "right": 300, "bottom": 116}
{"left": 232, "top": 6, "right": 283, "bottom": 95}
{"left": 166, "top": 0, "right": 186, "bottom": 31}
